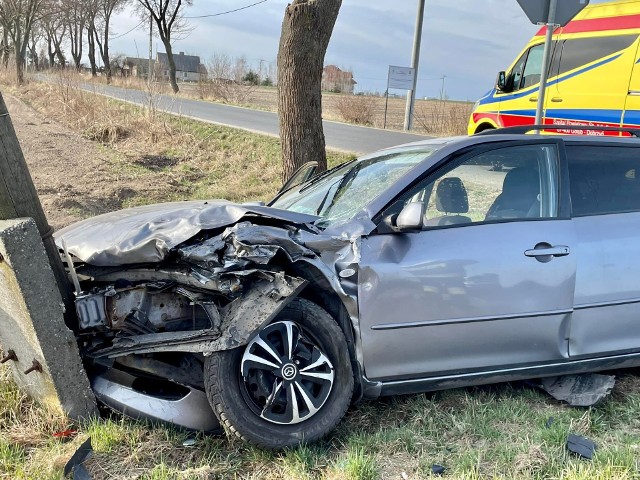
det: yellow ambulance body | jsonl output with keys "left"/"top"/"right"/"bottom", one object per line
{"left": 468, "top": 0, "right": 640, "bottom": 136}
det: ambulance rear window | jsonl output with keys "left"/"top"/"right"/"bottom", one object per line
{"left": 557, "top": 35, "right": 637, "bottom": 76}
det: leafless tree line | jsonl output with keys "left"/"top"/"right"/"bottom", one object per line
{"left": 0, "top": 0, "right": 192, "bottom": 90}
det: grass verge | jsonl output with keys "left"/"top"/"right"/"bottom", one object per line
{"left": 3, "top": 361, "right": 640, "bottom": 479}
{"left": 1, "top": 75, "right": 640, "bottom": 479}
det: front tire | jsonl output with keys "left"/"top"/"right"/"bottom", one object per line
{"left": 204, "top": 298, "right": 354, "bottom": 448}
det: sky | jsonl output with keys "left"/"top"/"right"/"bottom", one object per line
{"left": 108, "top": 0, "right": 611, "bottom": 101}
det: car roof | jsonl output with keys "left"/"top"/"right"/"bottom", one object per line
{"left": 396, "top": 133, "right": 640, "bottom": 152}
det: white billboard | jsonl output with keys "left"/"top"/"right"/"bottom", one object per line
{"left": 387, "top": 65, "right": 415, "bottom": 91}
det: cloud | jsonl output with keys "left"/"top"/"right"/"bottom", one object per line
{"left": 107, "top": 0, "right": 613, "bottom": 100}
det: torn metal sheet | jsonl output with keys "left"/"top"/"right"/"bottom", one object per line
{"left": 54, "top": 200, "right": 320, "bottom": 266}
{"left": 89, "top": 274, "right": 306, "bottom": 358}
{"left": 540, "top": 374, "right": 616, "bottom": 407}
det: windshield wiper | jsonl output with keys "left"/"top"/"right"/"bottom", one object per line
{"left": 314, "top": 179, "right": 341, "bottom": 215}
{"left": 299, "top": 158, "right": 358, "bottom": 193}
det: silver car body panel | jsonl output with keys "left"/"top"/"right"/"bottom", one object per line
{"left": 570, "top": 212, "right": 640, "bottom": 357}
{"left": 54, "top": 200, "right": 320, "bottom": 266}
{"left": 359, "top": 220, "right": 577, "bottom": 381}
{"left": 91, "top": 369, "right": 220, "bottom": 431}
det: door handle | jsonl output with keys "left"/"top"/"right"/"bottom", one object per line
{"left": 525, "top": 245, "right": 570, "bottom": 258}
{"left": 551, "top": 97, "right": 563, "bottom": 103}
{"left": 529, "top": 96, "right": 538, "bottom": 102}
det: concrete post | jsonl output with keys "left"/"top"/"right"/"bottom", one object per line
{"left": 0, "top": 92, "right": 75, "bottom": 329}
{"left": 0, "top": 218, "right": 97, "bottom": 421}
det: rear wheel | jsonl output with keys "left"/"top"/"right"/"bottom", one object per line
{"left": 204, "top": 298, "right": 354, "bottom": 448}
{"left": 475, "top": 124, "right": 496, "bottom": 134}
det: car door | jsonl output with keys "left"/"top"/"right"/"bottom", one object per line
{"left": 358, "top": 141, "right": 577, "bottom": 381}
{"left": 566, "top": 143, "right": 640, "bottom": 358}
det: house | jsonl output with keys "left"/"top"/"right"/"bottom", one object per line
{"left": 322, "top": 65, "right": 356, "bottom": 94}
{"left": 123, "top": 57, "right": 154, "bottom": 79}
{"left": 156, "top": 51, "right": 207, "bottom": 82}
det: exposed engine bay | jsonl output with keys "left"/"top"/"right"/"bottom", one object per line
{"left": 55, "top": 202, "right": 363, "bottom": 431}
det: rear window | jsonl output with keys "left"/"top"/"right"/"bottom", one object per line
{"left": 557, "top": 35, "right": 637, "bottom": 76}
{"left": 566, "top": 145, "right": 640, "bottom": 216}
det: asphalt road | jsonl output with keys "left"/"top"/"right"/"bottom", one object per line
{"left": 82, "top": 82, "right": 429, "bottom": 154}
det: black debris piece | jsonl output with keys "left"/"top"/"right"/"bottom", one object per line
{"left": 64, "top": 437, "right": 93, "bottom": 478}
{"left": 431, "top": 464, "right": 446, "bottom": 475}
{"left": 545, "top": 416, "right": 554, "bottom": 429}
{"left": 566, "top": 433, "right": 596, "bottom": 460}
{"left": 72, "top": 464, "right": 91, "bottom": 480}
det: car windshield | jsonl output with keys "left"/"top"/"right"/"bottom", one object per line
{"left": 271, "top": 146, "right": 441, "bottom": 227}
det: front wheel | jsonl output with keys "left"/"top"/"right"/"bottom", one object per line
{"left": 204, "top": 298, "right": 354, "bottom": 448}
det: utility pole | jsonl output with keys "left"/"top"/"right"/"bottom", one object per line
{"left": 0, "top": 93, "right": 74, "bottom": 327}
{"left": 404, "top": 0, "right": 425, "bottom": 131}
{"left": 148, "top": 14, "right": 153, "bottom": 86}
{"left": 440, "top": 75, "right": 447, "bottom": 101}
{"left": 534, "top": 0, "right": 557, "bottom": 125}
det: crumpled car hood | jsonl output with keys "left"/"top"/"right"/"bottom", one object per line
{"left": 54, "top": 200, "right": 320, "bottom": 266}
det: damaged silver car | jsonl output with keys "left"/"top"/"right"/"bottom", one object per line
{"left": 56, "top": 126, "right": 640, "bottom": 448}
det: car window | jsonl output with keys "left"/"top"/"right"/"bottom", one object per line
{"left": 520, "top": 44, "right": 544, "bottom": 89}
{"left": 567, "top": 145, "right": 640, "bottom": 216}
{"left": 508, "top": 49, "right": 528, "bottom": 92}
{"left": 384, "top": 144, "right": 560, "bottom": 229}
{"left": 557, "top": 35, "right": 637, "bottom": 77}
{"left": 271, "top": 147, "right": 441, "bottom": 227}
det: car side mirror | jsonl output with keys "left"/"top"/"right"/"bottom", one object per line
{"left": 396, "top": 202, "right": 424, "bottom": 232}
{"left": 496, "top": 71, "right": 507, "bottom": 92}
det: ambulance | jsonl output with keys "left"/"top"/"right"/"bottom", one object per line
{"left": 468, "top": 0, "right": 640, "bottom": 136}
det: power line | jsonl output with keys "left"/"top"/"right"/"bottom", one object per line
{"left": 185, "top": 0, "right": 267, "bottom": 19}
{"left": 110, "top": 20, "right": 146, "bottom": 39}
{"left": 109, "top": 0, "right": 267, "bottom": 40}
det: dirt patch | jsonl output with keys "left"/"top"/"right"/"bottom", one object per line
{"left": 4, "top": 94, "right": 173, "bottom": 230}
{"left": 134, "top": 154, "right": 179, "bottom": 170}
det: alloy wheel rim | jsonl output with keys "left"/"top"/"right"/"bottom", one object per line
{"left": 240, "top": 320, "right": 335, "bottom": 425}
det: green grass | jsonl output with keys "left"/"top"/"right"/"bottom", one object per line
{"left": 3, "top": 364, "right": 640, "bottom": 479}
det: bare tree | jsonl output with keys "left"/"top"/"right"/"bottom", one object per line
{"left": 136, "top": 0, "right": 192, "bottom": 93}
{"left": 85, "top": 0, "right": 98, "bottom": 76}
{"left": 93, "top": 0, "right": 128, "bottom": 82}
{"left": 0, "top": 0, "right": 44, "bottom": 84}
{"left": 26, "top": 19, "right": 42, "bottom": 70}
{"left": 41, "top": 0, "right": 66, "bottom": 68}
{"left": 63, "top": 0, "right": 86, "bottom": 70}
{"left": 277, "top": 0, "right": 341, "bottom": 181}
{"left": 0, "top": 22, "right": 10, "bottom": 67}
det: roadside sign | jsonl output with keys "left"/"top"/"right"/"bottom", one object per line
{"left": 388, "top": 65, "right": 415, "bottom": 91}
{"left": 516, "top": 0, "right": 589, "bottom": 27}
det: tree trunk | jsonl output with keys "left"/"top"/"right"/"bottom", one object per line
{"left": 16, "top": 53, "right": 24, "bottom": 84}
{"left": 70, "top": 29, "right": 82, "bottom": 70}
{"left": 277, "top": 0, "right": 341, "bottom": 182}
{"left": 96, "top": 17, "right": 111, "bottom": 83}
{"left": 163, "top": 39, "right": 179, "bottom": 93}
{"left": 1, "top": 30, "right": 9, "bottom": 68}
{"left": 47, "top": 37, "right": 55, "bottom": 68}
{"left": 87, "top": 25, "right": 97, "bottom": 76}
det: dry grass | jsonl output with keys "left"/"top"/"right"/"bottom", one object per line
{"left": 81, "top": 71, "right": 473, "bottom": 137}
{"left": 9, "top": 71, "right": 353, "bottom": 218}
{"left": 333, "top": 94, "right": 377, "bottom": 126}
{"left": 414, "top": 100, "right": 474, "bottom": 137}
